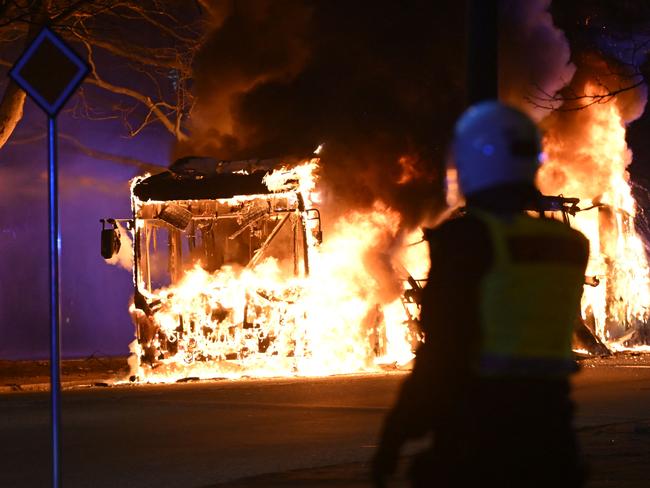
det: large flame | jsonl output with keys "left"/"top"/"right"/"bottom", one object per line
{"left": 128, "top": 161, "right": 428, "bottom": 382}
{"left": 538, "top": 84, "right": 650, "bottom": 346}
{"left": 124, "top": 84, "right": 650, "bottom": 383}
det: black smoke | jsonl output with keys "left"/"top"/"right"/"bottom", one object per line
{"left": 177, "top": 0, "right": 467, "bottom": 230}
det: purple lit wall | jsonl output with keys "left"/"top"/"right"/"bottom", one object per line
{"left": 0, "top": 99, "right": 170, "bottom": 359}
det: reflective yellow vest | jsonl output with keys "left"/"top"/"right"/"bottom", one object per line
{"left": 469, "top": 209, "right": 589, "bottom": 378}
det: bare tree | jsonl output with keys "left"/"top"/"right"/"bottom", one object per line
{"left": 525, "top": 42, "right": 649, "bottom": 112}
{"left": 528, "top": 2, "right": 650, "bottom": 112}
{"left": 526, "top": 71, "right": 647, "bottom": 113}
{"left": 0, "top": 0, "right": 208, "bottom": 152}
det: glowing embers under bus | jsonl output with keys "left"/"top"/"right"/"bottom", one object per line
{"left": 123, "top": 159, "right": 424, "bottom": 382}
{"left": 539, "top": 92, "right": 650, "bottom": 349}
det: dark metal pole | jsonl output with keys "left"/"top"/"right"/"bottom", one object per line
{"left": 467, "top": 0, "right": 498, "bottom": 104}
{"left": 48, "top": 115, "right": 62, "bottom": 488}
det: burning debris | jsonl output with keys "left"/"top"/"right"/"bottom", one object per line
{"left": 103, "top": 157, "right": 425, "bottom": 382}
{"left": 539, "top": 84, "right": 650, "bottom": 350}
{"left": 498, "top": 1, "right": 650, "bottom": 353}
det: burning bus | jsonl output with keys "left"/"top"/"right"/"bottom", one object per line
{"left": 102, "top": 157, "right": 332, "bottom": 379}
{"left": 101, "top": 156, "right": 425, "bottom": 381}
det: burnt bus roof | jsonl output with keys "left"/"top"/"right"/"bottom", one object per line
{"left": 133, "top": 169, "right": 273, "bottom": 202}
{"left": 132, "top": 156, "right": 284, "bottom": 202}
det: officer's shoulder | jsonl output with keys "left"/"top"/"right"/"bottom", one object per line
{"left": 424, "top": 212, "right": 492, "bottom": 272}
{"left": 560, "top": 220, "right": 590, "bottom": 254}
{"left": 424, "top": 212, "right": 488, "bottom": 244}
{"left": 539, "top": 215, "right": 589, "bottom": 242}
{"left": 534, "top": 215, "right": 590, "bottom": 262}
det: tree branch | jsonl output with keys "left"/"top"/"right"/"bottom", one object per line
{"left": 60, "top": 132, "right": 165, "bottom": 173}
{"left": 0, "top": 1, "right": 49, "bottom": 148}
{"left": 0, "top": 0, "right": 201, "bottom": 149}
{"left": 121, "top": 5, "right": 200, "bottom": 44}
{"left": 9, "top": 130, "right": 166, "bottom": 173}
{"left": 0, "top": 81, "right": 26, "bottom": 148}
{"left": 80, "top": 38, "right": 188, "bottom": 141}
{"left": 73, "top": 25, "right": 187, "bottom": 71}
{"left": 526, "top": 77, "right": 647, "bottom": 112}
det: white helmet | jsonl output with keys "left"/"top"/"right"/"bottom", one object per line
{"left": 451, "top": 101, "right": 542, "bottom": 197}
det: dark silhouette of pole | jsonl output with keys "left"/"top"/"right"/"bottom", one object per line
{"left": 467, "top": 0, "right": 498, "bottom": 103}
{"left": 48, "top": 115, "right": 62, "bottom": 488}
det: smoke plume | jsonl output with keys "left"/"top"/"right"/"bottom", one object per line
{"left": 106, "top": 222, "right": 134, "bottom": 271}
{"left": 499, "top": 0, "right": 576, "bottom": 121}
{"left": 177, "top": 0, "right": 467, "bottom": 231}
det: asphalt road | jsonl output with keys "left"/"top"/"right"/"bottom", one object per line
{"left": 1, "top": 356, "right": 650, "bottom": 488}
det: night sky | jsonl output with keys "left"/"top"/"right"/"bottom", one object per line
{"left": 0, "top": 0, "right": 648, "bottom": 359}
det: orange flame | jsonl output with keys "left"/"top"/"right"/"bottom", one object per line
{"left": 539, "top": 85, "right": 650, "bottom": 345}
{"left": 128, "top": 161, "right": 428, "bottom": 382}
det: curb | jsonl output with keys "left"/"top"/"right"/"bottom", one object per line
{"left": 0, "top": 379, "right": 118, "bottom": 394}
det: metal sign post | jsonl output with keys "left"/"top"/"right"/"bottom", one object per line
{"left": 48, "top": 115, "right": 62, "bottom": 486}
{"left": 9, "top": 26, "right": 88, "bottom": 488}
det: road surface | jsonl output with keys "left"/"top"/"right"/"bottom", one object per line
{"left": 1, "top": 355, "right": 650, "bottom": 487}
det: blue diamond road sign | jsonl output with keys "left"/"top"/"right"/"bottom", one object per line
{"left": 9, "top": 26, "right": 89, "bottom": 117}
